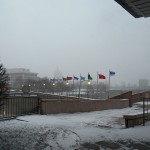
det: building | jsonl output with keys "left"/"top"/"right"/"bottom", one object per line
{"left": 7, "top": 68, "right": 39, "bottom": 90}
{"left": 139, "top": 79, "right": 149, "bottom": 89}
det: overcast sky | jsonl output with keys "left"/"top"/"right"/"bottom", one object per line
{"left": 0, "top": 0, "right": 150, "bottom": 86}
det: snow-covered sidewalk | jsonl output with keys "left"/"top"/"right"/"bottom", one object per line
{"left": 0, "top": 104, "right": 150, "bottom": 150}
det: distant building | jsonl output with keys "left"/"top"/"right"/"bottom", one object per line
{"left": 139, "top": 79, "right": 149, "bottom": 89}
{"left": 7, "top": 68, "right": 39, "bottom": 89}
{"left": 53, "top": 68, "right": 62, "bottom": 79}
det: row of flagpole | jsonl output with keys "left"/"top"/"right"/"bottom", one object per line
{"left": 50, "top": 71, "right": 115, "bottom": 99}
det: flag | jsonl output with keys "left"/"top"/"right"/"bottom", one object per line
{"left": 88, "top": 73, "right": 92, "bottom": 80}
{"left": 109, "top": 71, "right": 115, "bottom": 76}
{"left": 74, "top": 76, "right": 79, "bottom": 80}
{"left": 50, "top": 78, "right": 54, "bottom": 82}
{"left": 49, "top": 77, "right": 53, "bottom": 81}
{"left": 80, "top": 76, "right": 85, "bottom": 81}
{"left": 98, "top": 74, "right": 106, "bottom": 79}
{"left": 50, "top": 78, "right": 58, "bottom": 82}
{"left": 67, "top": 76, "right": 72, "bottom": 80}
{"left": 62, "top": 77, "right": 67, "bottom": 81}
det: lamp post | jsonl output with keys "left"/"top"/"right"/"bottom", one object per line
{"left": 52, "top": 83, "right": 55, "bottom": 94}
{"left": 87, "top": 81, "right": 91, "bottom": 98}
{"left": 66, "top": 82, "right": 69, "bottom": 96}
{"left": 43, "top": 83, "right": 45, "bottom": 92}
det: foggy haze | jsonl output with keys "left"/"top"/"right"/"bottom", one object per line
{"left": 0, "top": 0, "right": 150, "bottom": 86}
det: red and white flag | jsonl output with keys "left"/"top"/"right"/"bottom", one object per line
{"left": 98, "top": 74, "right": 106, "bottom": 79}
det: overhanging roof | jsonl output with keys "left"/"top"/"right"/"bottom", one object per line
{"left": 115, "top": 0, "right": 150, "bottom": 18}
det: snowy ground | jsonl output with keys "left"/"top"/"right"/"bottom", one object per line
{"left": 0, "top": 103, "right": 150, "bottom": 150}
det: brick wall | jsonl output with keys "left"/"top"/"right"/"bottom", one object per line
{"left": 131, "top": 91, "right": 150, "bottom": 106}
{"left": 40, "top": 99, "right": 129, "bottom": 115}
{"left": 110, "top": 91, "right": 150, "bottom": 107}
{"left": 110, "top": 91, "right": 132, "bottom": 99}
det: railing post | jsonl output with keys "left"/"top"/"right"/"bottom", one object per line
{"left": 37, "top": 97, "right": 40, "bottom": 114}
{"left": 143, "top": 97, "right": 145, "bottom": 126}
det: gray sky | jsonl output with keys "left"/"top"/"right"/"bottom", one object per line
{"left": 0, "top": 0, "right": 150, "bottom": 86}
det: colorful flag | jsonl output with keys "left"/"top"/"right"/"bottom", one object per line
{"left": 62, "top": 77, "right": 67, "bottom": 81}
{"left": 50, "top": 78, "right": 54, "bottom": 82}
{"left": 80, "top": 76, "right": 85, "bottom": 81}
{"left": 88, "top": 73, "right": 92, "bottom": 80}
{"left": 51, "top": 78, "right": 58, "bottom": 82}
{"left": 109, "top": 71, "right": 115, "bottom": 76}
{"left": 98, "top": 74, "right": 106, "bottom": 79}
{"left": 74, "top": 76, "right": 79, "bottom": 80}
{"left": 67, "top": 76, "right": 72, "bottom": 80}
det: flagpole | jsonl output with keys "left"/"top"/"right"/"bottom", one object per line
{"left": 87, "top": 73, "right": 89, "bottom": 98}
{"left": 72, "top": 74, "right": 74, "bottom": 96}
{"left": 108, "top": 70, "right": 110, "bottom": 99}
{"left": 78, "top": 74, "right": 81, "bottom": 98}
{"left": 97, "top": 72, "right": 98, "bottom": 99}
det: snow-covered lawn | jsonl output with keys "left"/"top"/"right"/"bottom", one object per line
{"left": 0, "top": 103, "right": 150, "bottom": 150}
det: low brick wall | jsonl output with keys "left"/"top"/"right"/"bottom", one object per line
{"left": 38, "top": 94, "right": 80, "bottom": 100}
{"left": 130, "top": 91, "right": 150, "bottom": 106}
{"left": 40, "top": 99, "right": 129, "bottom": 114}
{"left": 124, "top": 112, "right": 150, "bottom": 128}
{"left": 110, "top": 91, "right": 150, "bottom": 107}
{"left": 110, "top": 91, "right": 132, "bottom": 99}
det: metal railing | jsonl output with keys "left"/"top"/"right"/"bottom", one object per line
{"left": 143, "top": 97, "right": 150, "bottom": 126}
{"left": 0, "top": 95, "right": 40, "bottom": 120}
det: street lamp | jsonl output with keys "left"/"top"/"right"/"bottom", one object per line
{"left": 87, "top": 81, "right": 91, "bottom": 98}
{"left": 87, "top": 81, "right": 91, "bottom": 85}
{"left": 52, "top": 82, "right": 55, "bottom": 94}
{"left": 42, "top": 83, "right": 46, "bottom": 92}
{"left": 66, "top": 82, "right": 69, "bottom": 96}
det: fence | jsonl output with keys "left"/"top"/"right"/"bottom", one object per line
{"left": 0, "top": 96, "right": 39, "bottom": 120}
{"left": 143, "top": 97, "right": 150, "bottom": 125}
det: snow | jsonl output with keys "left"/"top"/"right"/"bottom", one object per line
{"left": 135, "top": 101, "right": 150, "bottom": 105}
{"left": 0, "top": 102, "right": 150, "bottom": 150}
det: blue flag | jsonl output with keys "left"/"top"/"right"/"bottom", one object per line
{"left": 80, "top": 76, "right": 85, "bottom": 81}
{"left": 50, "top": 78, "right": 58, "bottom": 82}
{"left": 50, "top": 78, "right": 55, "bottom": 82}
{"left": 109, "top": 71, "right": 115, "bottom": 76}
{"left": 74, "top": 76, "right": 79, "bottom": 80}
